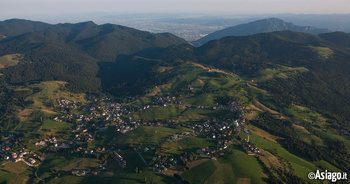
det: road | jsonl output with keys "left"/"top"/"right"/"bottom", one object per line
{"left": 35, "top": 158, "right": 45, "bottom": 184}
{"left": 137, "top": 151, "right": 149, "bottom": 168}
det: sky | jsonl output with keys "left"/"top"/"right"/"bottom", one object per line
{"left": 1, "top": 0, "right": 350, "bottom": 19}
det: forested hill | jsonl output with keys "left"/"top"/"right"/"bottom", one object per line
{"left": 119, "top": 31, "right": 350, "bottom": 127}
{"left": 319, "top": 32, "right": 350, "bottom": 48}
{"left": 0, "top": 19, "right": 52, "bottom": 37}
{"left": 192, "top": 31, "right": 350, "bottom": 125}
{"left": 0, "top": 19, "right": 187, "bottom": 61}
{"left": 193, "top": 18, "right": 331, "bottom": 46}
{"left": 0, "top": 19, "right": 188, "bottom": 92}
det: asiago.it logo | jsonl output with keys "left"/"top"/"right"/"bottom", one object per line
{"left": 308, "top": 170, "right": 347, "bottom": 182}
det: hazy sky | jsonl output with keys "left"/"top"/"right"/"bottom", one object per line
{"left": 1, "top": 0, "right": 350, "bottom": 18}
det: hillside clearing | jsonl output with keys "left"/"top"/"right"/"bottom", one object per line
{"left": 0, "top": 54, "right": 23, "bottom": 69}
{"left": 252, "top": 99, "right": 279, "bottom": 115}
{"left": 16, "top": 81, "right": 85, "bottom": 121}
{"left": 61, "top": 158, "right": 100, "bottom": 172}
{"left": 309, "top": 46, "right": 333, "bottom": 58}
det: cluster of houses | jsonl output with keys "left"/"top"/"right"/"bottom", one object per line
{"left": 35, "top": 136, "right": 57, "bottom": 147}
{"left": 0, "top": 134, "right": 17, "bottom": 157}
{"left": 5, "top": 148, "right": 41, "bottom": 166}
{"left": 192, "top": 120, "right": 239, "bottom": 140}
{"left": 152, "top": 101, "right": 250, "bottom": 171}
{"left": 168, "top": 131, "right": 196, "bottom": 142}
{"left": 54, "top": 97, "right": 128, "bottom": 125}
{"left": 115, "top": 121, "right": 138, "bottom": 134}
{"left": 71, "top": 170, "right": 88, "bottom": 176}
{"left": 0, "top": 134, "right": 40, "bottom": 166}
{"left": 71, "top": 161, "right": 107, "bottom": 177}
{"left": 147, "top": 120, "right": 241, "bottom": 172}
{"left": 56, "top": 98, "right": 78, "bottom": 109}
{"left": 145, "top": 100, "right": 248, "bottom": 172}
{"left": 71, "top": 170, "right": 98, "bottom": 176}
{"left": 150, "top": 155, "right": 179, "bottom": 172}
{"left": 151, "top": 96, "right": 180, "bottom": 106}
{"left": 196, "top": 147, "right": 214, "bottom": 157}
{"left": 73, "top": 129, "right": 94, "bottom": 143}
{"left": 242, "top": 139, "right": 261, "bottom": 156}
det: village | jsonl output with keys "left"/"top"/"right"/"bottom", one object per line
{"left": 0, "top": 94, "right": 261, "bottom": 177}
{"left": 0, "top": 133, "right": 42, "bottom": 167}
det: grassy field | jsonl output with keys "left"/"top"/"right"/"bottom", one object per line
{"left": 80, "top": 151, "right": 179, "bottom": 184}
{"left": 38, "top": 153, "right": 82, "bottom": 179}
{"left": 41, "top": 120, "right": 73, "bottom": 134}
{"left": 0, "top": 161, "right": 33, "bottom": 184}
{"left": 1, "top": 161, "right": 29, "bottom": 174}
{"left": 47, "top": 175, "right": 85, "bottom": 184}
{"left": 61, "top": 158, "right": 101, "bottom": 172}
{"left": 0, "top": 170, "right": 30, "bottom": 184}
{"left": 0, "top": 54, "right": 22, "bottom": 69}
{"left": 309, "top": 46, "right": 333, "bottom": 58}
{"left": 181, "top": 145, "right": 265, "bottom": 184}
{"left": 177, "top": 108, "right": 212, "bottom": 121}
{"left": 251, "top": 65, "right": 309, "bottom": 82}
{"left": 284, "top": 105, "right": 327, "bottom": 125}
{"left": 83, "top": 173, "right": 178, "bottom": 184}
{"left": 250, "top": 133, "right": 326, "bottom": 180}
{"left": 183, "top": 93, "right": 215, "bottom": 106}
{"left": 16, "top": 81, "right": 85, "bottom": 121}
{"left": 162, "top": 136, "right": 214, "bottom": 155}
{"left": 90, "top": 128, "right": 119, "bottom": 148}
{"left": 292, "top": 124, "right": 324, "bottom": 146}
{"left": 113, "top": 126, "right": 187, "bottom": 148}
{"left": 205, "top": 161, "right": 235, "bottom": 184}
{"left": 246, "top": 124, "right": 281, "bottom": 143}
{"left": 181, "top": 160, "right": 217, "bottom": 184}
{"left": 133, "top": 105, "right": 184, "bottom": 121}
{"left": 134, "top": 104, "right": 236, "bottom": 122}
{"left": 220, "top": 145, "right": 265, "bottom": 184}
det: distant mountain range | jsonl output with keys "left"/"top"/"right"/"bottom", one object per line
{"left": 193, "top": 18, "right": 331, "bottom": 45}
{"left": 0, "top": 19, "right": 187, "bottom": 61}
{"left": 0, "top": 19, "right": 187, "bottom": 92}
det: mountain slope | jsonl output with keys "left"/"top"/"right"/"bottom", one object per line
{"left": 0, "top": 20, "right": 187, "bottom": 92}
{"left": 193, "top": 18, "right": 331, "bottom": 46}
{"left": 319, "top": 32, "right": 350, "bottom": 48}
{"left": 125, "top": 31, "right": 350, "bottom": 126}
{"left": 0, "top": 19, "right": 52, "bottom": 37}
{"left": 194, "top": 31, "right": 350, "bottom": 125}
{"left": 75, "top": 23, "right": 187, "bottom": 61}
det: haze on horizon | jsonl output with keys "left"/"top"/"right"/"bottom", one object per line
{"left": 1, "top": 0, "right": 350, "bottom": 20}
